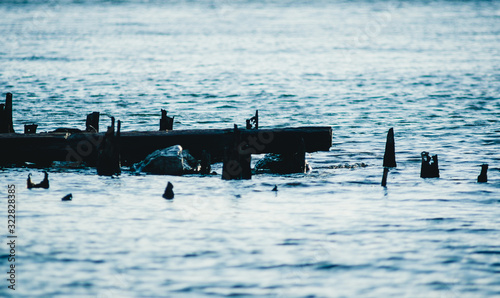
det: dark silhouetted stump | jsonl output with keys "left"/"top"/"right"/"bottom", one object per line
{"left": 86, "top": 112, "right": 100, "bottom": 132}
{"left": 61, "top": 193, "right": 73, "bottom": 201}
{"left": 200, "top": 149, "right": 211, "bottom": 175}
{"left": 96, "top": 118, "right": 121, "bottom": 176}
{"left": 27, "top": 171, "right": 49, "bottom": 189}
{"left": 420, "top": 151, "right": 439, "bottom": 178}
{"left": 246, "top": 110, "right": 259, "bottom": 129}
{"left": 222, "top": 125, "right": 252, "bottom": 180}
{"left": 160, "top": 109, "right": 174, "bottom": 131}
{"left": 0, "top": 93, "right": 15, "bottom": 133}
{"left": 383, "top": 128, "right": 396, "bottom": 168}
{"left": 24, "top": 124, "right": 38, "bottom": 134}
{"left": 163, "top": 182, "right": 174, "bottom": 199}
{"left": 478, "top": 164, "right": 488, "bottom": 183}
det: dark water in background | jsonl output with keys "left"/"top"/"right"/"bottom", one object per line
{"left": 1, "top": 0, "right": 500, "bottom": 296}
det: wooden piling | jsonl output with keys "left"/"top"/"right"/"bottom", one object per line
{"left": 200, "top": 149, "right": 211, "bottom": 175}
{"left": 381, "top": 128, "right": 396, "bottom": 186}
{"left": 478, "top": 164, "right": 488, "bottom": 183}
{"left": 420, "top": 151, "right": 439, "bottom": 178}
{"left": 160, "top": 109, "right": 174, "bottom": 131}
{"left": 383, "top": 128, "right": 396, "bottom": 168}
{"left": 0, "top": 93, "right": 15, "bottom": 133}
{"left": 381, "top": 167, "right": 389, "bottom": 187}
{"left": 24, "top": 124, "right": 38, "bottom": 134}
{"left": 86, "top": 112, "right": 100, "bottom": 132}
{"left": 222, "top": 124, "right": 252, "bottom": 180}
{"left": 96, "top": 117, "right": 121, "bottom": 176}
{"left": 246, "top": 110, "right": 259, "bottom": 129}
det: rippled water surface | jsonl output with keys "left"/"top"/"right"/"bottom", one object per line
{"left": 1, "top": 0, "right": 499, "bottom": 297}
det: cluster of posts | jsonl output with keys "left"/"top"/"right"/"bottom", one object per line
{"left": 381, "top": 128, "right": 489, "bottom": 185}
{"left": 0, "top": 93, "right": 491, "bottom": 183}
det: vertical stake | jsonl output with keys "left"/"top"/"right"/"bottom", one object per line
{"left": 381, "top": 128, "right": 396, "bottom": 186}
{"left": 86, "top": 112, "right": 100, "bottom": 132}
{"left": 383, "top": 128, "right": 396, "bottom": 168}
{"left": 6, "top": 93, "right": 14, "bottom": 133}
{"left": 160, "top": 109, "right": 174, "bottom": 131}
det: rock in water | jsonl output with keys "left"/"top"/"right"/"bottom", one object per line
{"left": 61, "top": 193, "right": 73, "bottom": 201}
{"left": 133, "top": 145, "right": 199, "bottom": 175}
{"left": 478, "top": 164, "right": 488, "bottom": 183}
{"left": 163, "top": 182, "right": 174, "bottom": 200}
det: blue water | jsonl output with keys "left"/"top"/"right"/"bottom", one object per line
{"left": 1, "top": 0, "right": 500, "bottom": 297}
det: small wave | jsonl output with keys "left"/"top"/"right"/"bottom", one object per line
{"left": 183, "top": 251, "right": 218, "bottom": 258}
{"left": 420, "top": 217, "right": 456, "bottom": 222}
{"left": 181, "top": 93, "right": 217, "bottom": 98}
{"left": 473, "top": 250, "right": 500, "bottom": 255}
{"left": 19, "top": 56, "right": 75, "bottom": 62}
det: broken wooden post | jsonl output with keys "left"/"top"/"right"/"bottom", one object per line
{"left": 383, "top": 128, "right": 396, "bottom": 168}
{"left": 24, "top": 124, "right": 38, "bottom": 134}
{"left": 478, "top": 164, "right": 488, "bottom": 183}
{"left": 27, "top": 171, "right": 49, "bottom": 189}
{"left": 86, "top": 112, "right": 100, "bottom": 132}
{"left": 420, "top": 151, "right": 439, "bottom": 178}
{"left": 246, "top": 110, "right": 259, "bottom": 129}
{"left": 0, "top": 104, "right": 4, "bottom": 133}
{"left": 200, "top": 149, "right": 211, "bottom": 175}
{"left": 381, "top": 128, "right": 396, "bottom": 186}
{"left": 0, "top": 93, "right": 15, "bottom": 133}
{"left": 285, "top": 136, "right": 306, "bottom": 173}
{"left": 96, "top": 117, "right": 121, "bottom": 176}
{"left": 222, "top": 124, "right": 252, "bottom": 180}
{"left": 163, "top": 182, "right": 174, "bottom": 199}
{"left": 159, "top": 109, "right": 174, "bottom": 131}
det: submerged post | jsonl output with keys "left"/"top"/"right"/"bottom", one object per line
{"left": 160, "top": 109, "right": 174, "bottom": 131}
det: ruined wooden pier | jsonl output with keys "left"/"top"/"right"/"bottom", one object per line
{"left": 0, "top": 93, "right": 332, "bottom": 172}
{"left": 0, "top": 126, "right": 332, "bottom": 167}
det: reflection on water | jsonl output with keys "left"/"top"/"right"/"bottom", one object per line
{"left": 1, "top": 0, "right": 499, "bottom": 296}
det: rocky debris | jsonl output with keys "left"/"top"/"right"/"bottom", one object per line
{"left": 133, "top": 145, "right": 200, "bottom": 175}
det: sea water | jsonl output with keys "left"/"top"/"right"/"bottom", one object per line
{"left": 0, "top": 0, "right": 499, "bottom": 296}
